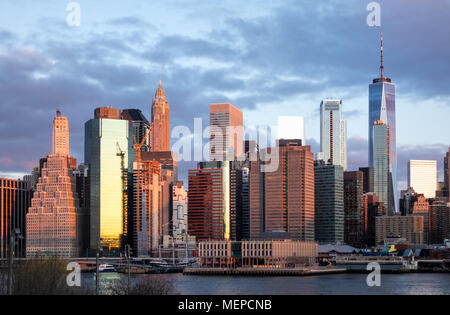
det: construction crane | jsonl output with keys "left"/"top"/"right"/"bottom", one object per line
{"left": 116, "top": 142, "right": 128, "bottom": 246}
{"left": 133, "top": 126, "right": 152, "bottom": 243}
{"left": 132, "top": 126, "right": 152, "bottom": 164}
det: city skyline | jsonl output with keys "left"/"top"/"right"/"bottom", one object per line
{"left": 1, "top": 1, "right": 450, "bottom": 193}
{"left": 1, "top": 2, "right": 450, "bottom": 298}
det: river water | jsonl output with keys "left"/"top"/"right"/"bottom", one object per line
{"left": 82, "top": 272, "right": 450, "bottom": 295}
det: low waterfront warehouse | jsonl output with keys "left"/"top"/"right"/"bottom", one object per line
{"left": 198, "top": 239, "right": 318, "bottom": 268}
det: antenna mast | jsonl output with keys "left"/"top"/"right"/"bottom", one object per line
{"left": 380, "top": 32, "right": 384, "bottom": 79}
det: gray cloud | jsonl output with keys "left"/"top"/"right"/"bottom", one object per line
{"left": 1, "top": 0, "right": 449, "bottom": 178}
{"left": 347, "top": 137, "right": 448, "bottom": 188}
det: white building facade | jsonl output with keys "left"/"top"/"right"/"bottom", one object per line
{"left": 172, "top": 181, "right": 188, "bottom": 237}
{"left": 408, "top": 160, "right": 437, "bottom": 199}
{"left": 317, "top": 99, "right": 347, "bottom": 170}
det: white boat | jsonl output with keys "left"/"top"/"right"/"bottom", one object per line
{"left": 99, "top": 264, "right": 116, "bottom": 272}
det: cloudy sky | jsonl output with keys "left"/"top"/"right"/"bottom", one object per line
{"left": 0, "top": 0, "right": 449, "bottom": 190}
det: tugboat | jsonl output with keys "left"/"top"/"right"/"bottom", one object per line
{"left": 98, "top": 264, "right": 116, "bottom": 273}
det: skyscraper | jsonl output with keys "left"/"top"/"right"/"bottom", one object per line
{"left": 376, "top": 215, "right": 424, "bottom": 245}
{"left": 317, "top": 99, "right": 347, "bottom": 170}
{"left": 407, "top": 160, "right": 438, "bottom": 199}
{"left": 314, "top": 162, "right": 344, "bottom": 244}
{"left": 52, "top": 110, "right": 69, "bottom": 155}
{"left": 359, "top": 167, "right": 374, "bottom": 193}
{"left": 410, "top": 194, "right": 430, "bottom": 244}
{"left": 429, "top": 201, "right": 450, "bottom": 244}
{"left": 188, "top": 161, "right": 231, "bottom": 240}
{"left": 1, "top": 178, "right": 31, "bottom": 259}
{"left": 210, "top": 103, "right": 243, "bottom": 161}
{"left": 254, "top": 140, "right": 315, "bottom": 241}
{"left": 369, "top": 33, "right": 397, "bottom": 212}
{"left": 249, "top": 151, "right": 264, "bottom": 239}
{"left": 172, "top": 181, "right": 188, "bottom": 238}
{"left": 121, "top": 109, "right": 151, "bottom": 152}
{"left": 141, "top": 151, "right": 178, "bottom": 239}
{"left": 85, "top": 107, "right": 132, "bottom": 251}
{"left": 27, "top": 111, "right": 83, "bottom": 257}
{"left": 230, "top": 165, "right": 243, "bottom": 241}
{"left": 444, "top": 148, "right": 450, "bottom": 201}
{"left": 132, "top": 160, "right": 162, "bottom": 256}
{"left": 150, "top": 80, "right": 170, "bottom": 152}
{"left": 366, "top": 193, "right": 386, "bottom": 247}
{"left": 372, "top": 120, "right": 395, "bottom": 215}
{"left": 344, "top": 171, "right": 367, "bottom": 247}
{"left": 240, "top": 165, "right": 250, "bottom": 240}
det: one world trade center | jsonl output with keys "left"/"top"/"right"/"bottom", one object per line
{"left": 369, "top": 33, "right": 397, "bottom": 215}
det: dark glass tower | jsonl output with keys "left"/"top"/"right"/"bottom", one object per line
{"left": 369, "top": 33, "right": 397, "bottom": 213}
{"left": 314, "top": 162, "right": 344, "bottom": 244}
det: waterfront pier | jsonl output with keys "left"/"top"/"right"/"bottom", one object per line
{"left": 183, "top": 267, "right": 346, "bottom": 276}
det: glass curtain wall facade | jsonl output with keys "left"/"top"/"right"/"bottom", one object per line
{"left": 314, "top": 163, "right": 344, "bottom": 244}
{"left": 318, "top": 99, "right": 347, "bottom": 170}
{"left": 372, "top": 121, "right": 395, "bottom": 215}
{"left": 188, "top": 161, "right": 231, "bottom": 240}
{"left": 407, "top": 160, "right": 438, "bottom": 199}
{"left": 369, "top": 79, "right": 396, "bottom": 212}
{"left": 85, "top": 115, "right": 133, "bottom": 251}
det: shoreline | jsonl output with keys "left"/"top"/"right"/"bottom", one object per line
{"left": 182, "top": 267, "right": 450, "bottom": 276}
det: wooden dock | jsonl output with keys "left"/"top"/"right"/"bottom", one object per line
{"left": 183, "top": 267, "right": 346, "bottom": 276}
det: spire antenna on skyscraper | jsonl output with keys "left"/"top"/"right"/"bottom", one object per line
{"left": 151, "top": 75, "right": 170, "bottom": 151}
{"left": 380, "top": 32, "right": 384, "bottom": 79}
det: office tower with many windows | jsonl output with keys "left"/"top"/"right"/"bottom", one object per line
{"left": 141, "top": 151, "right": 177, "bottom": 238}
{"left": 85, "top": 107, "right": 133, "bottom": 251}
{"left": 121, "top": 109, "right": 151, "bottom": 152}
{"left": 314, "top": 162, "right": 344, "bottom": 244}
{"left": 444, "top": 148, "right": 450, "bottom": 201}
{"left": 359, "top": 167, "right": 374, "bottom": 193}
{"left": 230, "top": 165, "right": 243, "bottom": 241}
{"left": 317, "top": 99, "right": 347, "bottom": 170}
{"left": 132, "top": 160, "right": 162, "bottom": 256}
{"left": 369, "top": 33, "right": 397, "bottom": 212}
{"left": 366, "top": 193, "right": 386, "bottom": 247}
{"left": 250, "top": 140, "right": 315, "bottom": 241}
{"left": 249, "top": 150, "right": 264, "bottom": 239}
{"left": 73, "top": 164, "right": 90, "bottom": 252}
{"left": 1, "top": 178, "right": 31, "bottom": 259}
{"left": 23, "top": 167, "right": 40, "bottom": 191}
{"left": 240, "top": 166, "right": 250, "bottom": 240}
{"left": 210, "top": 103, "right": 243, "bottom": 161}
{"left": 429, "top": 201, "right": 450, "bottom": 244}
{"left": 141, "top": 151, "right": 178, "bottom": 182}
{"left": 150, "top": 80, "right": 170, "bottom": 152}
{"left": 407, "top": 160, "right": 437, "bottom": 199}
{"left": 172, "top": 181, "right": 188, "bottom": 238}
{"left": 344, "top": 171, "right": 367, "bottom": 248}
{"left": 188, "top": 161, "right": 231, "bottom": 240}
{"left": 372, "top": 120, "right": 395, "bottom": 215}
{"left": 27, "top": 111, "right": 83, "bottom": 257}
{"left": 376, "top": 215, "right": 424, "bottom": 245}
{"left": 52, "top": 111, "right": 70, "bottom": 155}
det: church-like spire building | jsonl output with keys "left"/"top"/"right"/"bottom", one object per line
{"left": 150, "top": 80, "right": 170, "bottom": 152}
